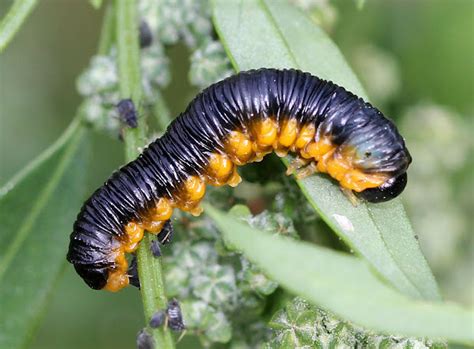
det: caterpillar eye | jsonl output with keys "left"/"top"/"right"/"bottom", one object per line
{"left": 357, "top": 172, "right": 408, "bottom": 203}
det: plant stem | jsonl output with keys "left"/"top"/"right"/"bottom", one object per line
{"left": 0, "top": 0, "right": 38, "bottom": 53}
{"left": 97, "top": 3, "right": 115, "bottom": 55}
{"left": 114, "top": 1, "right": 174, "bottom": 348}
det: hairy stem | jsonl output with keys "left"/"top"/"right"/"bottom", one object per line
{"left": 114, "top": 1, "right": 174, "bottom": 348}
{"left": 97, "top": 3, "right": 115, "bottom": 55}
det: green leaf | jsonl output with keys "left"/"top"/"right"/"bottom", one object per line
{"left": 0, "top": 0, "right": 38, "bottom": 53}
{"left": 355, "top": 0, "right": 367, "bottom": 10}
{"left": 90, "top": 0, "right": 103, "bottom": 10}
{"left": 212, "top": 0, "right": 440, "bottom": 301}
{"left": 204, "top": 204, "right": 474, "bottom": 344}
{"left": 0, "top": 120, "right": 90, "bottom": 349}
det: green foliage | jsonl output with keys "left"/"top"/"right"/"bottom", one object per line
{"left": 1, "top": 0, "right": 472, "bottom": 348}
{"left": 212, "top": 0, "right": 440, "bottom": 301}
{"left": 266, "top": 297, "right": 445, "bottom": 348}
{"left": 205, "top": 204, "right": 473, "bottom": 344}
{"left": 163, "top": 208, "right": 279, "bottom": 347}
{"left": 0, "top": 121, "right": 90, "bottom": 348}
{"left": 0, "top": 0, "right": 38, "bottom": 53}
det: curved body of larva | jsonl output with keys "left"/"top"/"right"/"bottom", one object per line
{"left": 67, "top": 68, "right": 411, "bottom": 291}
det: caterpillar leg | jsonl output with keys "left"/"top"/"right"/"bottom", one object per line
{"left": 286, "top": 157, "right": 310, "bottom": 176}
{"left": 340, "top": 187, "right": 360, "bottom": 207}
{"left": 295, "top": 162, "right": 318, "bottom": 180}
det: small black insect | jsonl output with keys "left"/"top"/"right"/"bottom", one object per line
{"left": 158, "top": 220, "right": 174, "bottom": 245}
{"left": 149, "top": 310, "right": 166, "bottom": 328}
{"left": 128, "top": 255, "right": 140, "bottom": 289}
{"left": 139, "top": 21, "right": 153, "bottom": 48}
{"left": 150, "top": 239, "right": 162, "bottom": 258}
{"left": 166, "top": 298, "right": 185, "bottom": 332}
{"left": 116, "top": 98, "right": 138, "bottom": 128}
{"left": 136, "top": 329, "right": 154, "bottom": 349}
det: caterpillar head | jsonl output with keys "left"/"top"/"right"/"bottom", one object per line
{"left": 341, "top": 114, "right": 412, "bottom": 202}
{"left": 357, "top": 172, "right": 408, "bottom": 203}
{"left": 327, "top": 104, "right": 412, "bottom": 202}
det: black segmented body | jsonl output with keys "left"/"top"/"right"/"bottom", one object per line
{"left": 67, "top": 68, "right": 411, "bottom": 290}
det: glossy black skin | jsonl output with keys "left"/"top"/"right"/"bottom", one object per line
{"left": 116, "top": 98, "right": 138, "bottom": 128}
{"left": 67, "top": 69, "right": 411, "bottom": 290}
{"left": 357, "top": 172, "right": 408, "bottom": 203}
{"left": 128, "top": 256, "right": 140, "bottom": 288}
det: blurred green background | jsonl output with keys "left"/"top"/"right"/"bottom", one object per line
{"left": 0, "top": 1, "right": 472, "bottom": 348}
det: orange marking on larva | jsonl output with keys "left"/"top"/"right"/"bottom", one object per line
{"left": 104, "top": 249, "right": 129, "bottom": 292}
{"left": 140, "top": 220, "right": 165, "bottom": 234}
{"left": 294, "top": 123, "right": 316, "bottom": 149}
{"left": 184, "top": 176, "right": 206, "bottom": 201}
{"left": 189, "top": 205, "right": 204, "bottom": 216}
{"left": 206, "top": 153, "right": 234, "bottom": 186}
{"left": 173, "top": 176, "right": 207, "bottom": 217}
{"left": 227, "top": 168, "right": 242, "bottom": 187}
{"left": 274, "top": 149, "right": 288, "bottom": 157}
{"left": 341, "top": 170, "right": 387, "bottom": 192}
{"left": 225, "top": 130, "right": 253, "bottom": 164}
{"left": 123, "top": 222, "right": 144, "bottom": 253}
{"left": 316, "top": 149, "right": 336, "bottom": 173}
{"left": 104, "top": 269, "right": 129, "bottom": 292}
{"left": 278, "top": 118, "right": 299, "bottom": 148}
{"left": 208, "top": 153, "right": 233, "bottom": 179}
{"left": 253, "top": 118, "right": 278, "bottom": 147}
{"left": 152, "top": 198, "right": 173, "bottom": 221}
{"left": 303, "top": 137, "right": 334, "bottom": 160}
{"left": 326, "top": 154, "right": 352, "bottom": 182}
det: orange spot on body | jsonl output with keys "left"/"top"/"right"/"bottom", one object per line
{"left": 294, "top": 124, "right": 315, "bottom": 149}
{"left": 225, "top": 131, "right": 254, "bottom": 164}
{"left": 123, "top": 222, "right": 144, "bottom": 252}
{"left": 152, "top": 198, "right": 173, "bottom": 221}
{"left": 227, "top": 168, "right": 242, "bottom": 187}
{"left": 341, "top": 170, "right": 387, "bottom": 192}
{"left": 175, "top": 176, "right": 206, "bottom": 216}
{"left": 208, "top": 153, "right": 233, "bottom": 180}
{"left": 104, "top": 249, "right": 129, "bottom": 292}
{"left": 104, "top": 269, "right": 129, "bottom": 292}
{"left": 303, "top": 137, "right": 334, "bottom": 160}
{"left": 184, "top": 176, "right": 206, "bottom": 201}
{"left": 278, "top": 118, "right": 298, "bottom": 148}
{"left": 140, "top": 220, "right": 165, "bottom": 233}
{"left": 253, "top": 118, "right": 278, "bottom": 147}
{"left": 326, "top": 154, "right": 352, "bottom": 182}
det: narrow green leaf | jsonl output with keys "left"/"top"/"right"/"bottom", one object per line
{"left": 0, "top": 0, "right": 38, "bottom": 53}
{"left": 212, "top": 0, "right": 440, "bottom": 301}
{"left": 355, "top": 0, "right": 367, "bottom": 10}
{"left": 205, "top": 204, "right": 474, "bottom": 344}
{"left": 0, "top": 120, "right": 90, "bottom": 349}
{"left": 90, "top": 0, "right": 103, "bottom": 10}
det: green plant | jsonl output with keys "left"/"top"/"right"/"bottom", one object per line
{"left": 0, "top": 0, "right": 472, "bottom": 348}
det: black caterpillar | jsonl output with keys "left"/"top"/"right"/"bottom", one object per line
{"left": 67, "top": 68, "right": 411, "bottom": 291}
